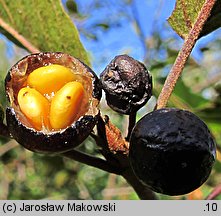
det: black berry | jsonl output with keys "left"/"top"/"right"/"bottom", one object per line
{"left": 100, "top": 55, "right": 152, "bottom": 114}
{"left": 129, "top": 108, "right": 216, "bottom": 195}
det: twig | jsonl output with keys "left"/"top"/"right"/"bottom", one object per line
{"left": 156, "top": 0, "right": 217, "bottom": 109}
{"left": 206, "top": 183, "right": 221, "bottom": 200}
{"left": 62, "top": 149, "right": 121, "bottom": 175}
{"left": 0, "top": 140, "right": 19, "bottom": 156}
{"left": 125, "top": 112, "right": 136, "bottom": 141}
{"left": 0, "top": 17, "right": 40, "bottom": 53}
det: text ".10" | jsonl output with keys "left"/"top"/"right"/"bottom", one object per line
{"left": 205, "top": 203, "right": 218, "bottom": 212}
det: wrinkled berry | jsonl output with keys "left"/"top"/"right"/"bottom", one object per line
{"left": 100, "top": 55, "right": 152, "bottom": 114}
{"left": 129, "top": 108, "right": 216, "bottom": 195}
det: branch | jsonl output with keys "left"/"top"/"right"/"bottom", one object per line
{"left": 0, "top": 17, "right": 40, "bottom": 53}
{"left": 206, "top": 183, "right": 221, "bottom": 200}
{"left": 0, "top": 140, "right": 18, "bottom": 157}
{"left": 156, "top": 0, "right": 216, "bottom": 109}
{"left": 62, "top": 149, "right": 121, "bottom": 175}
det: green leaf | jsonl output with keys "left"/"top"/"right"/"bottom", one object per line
{"left": 168, "top": 0, "right": 221, "bottom": 39}
{"left": 0, "top": 0, "right": 89, "bottom": 65}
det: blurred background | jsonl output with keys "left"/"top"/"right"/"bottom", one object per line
{"left": 0, "top": 0, "right": 221, "bottom": 199}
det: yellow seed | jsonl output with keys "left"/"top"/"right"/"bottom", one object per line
{"left": 27, "top": 64, "right": 75, "bottom": 95}
{"left": 18, "top": 87, "right": 50, "bottom": 130}
{"left": 50, "top": 81, "right": 84, "bottom": 129}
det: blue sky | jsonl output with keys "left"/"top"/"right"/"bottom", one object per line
{"left": 71, "top": 0, "right": 221, "bottom": 75}
{"left": 73, "top": 0, "right": 178, "bottom": 73}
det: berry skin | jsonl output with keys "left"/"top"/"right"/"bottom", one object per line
{"left": 100, "top": 55, "right": 152, "bottom": 114}
{"left": 129, "top": 108, "right": 216, "bottom": 196}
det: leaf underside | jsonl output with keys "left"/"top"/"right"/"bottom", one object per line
{"left": 0, "top": 0, "right": 89, "bottom": 64}
{"left": 168, "top": 0, "right": 221, "bottom": 39}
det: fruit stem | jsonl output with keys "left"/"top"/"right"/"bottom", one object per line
{"left": 206, "top": 183, "right": 221, "bottom": 200}
{"left": 95, "top": 114, "right": 157, "bottom": 199}
{"left": 126, "top": 112, "right": 137, "bottom": 141}
{"left": 156, "top": 0, "right": 216, "bottom": 109}
{"left": 0, "top": 140, "right": 19, "bottom": 156}
{"left": 62, "top": 150, "right": 121, "bottom": 175}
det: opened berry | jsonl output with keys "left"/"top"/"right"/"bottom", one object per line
{"left": 5, "top": 52, "right": 101, "bottom": 153}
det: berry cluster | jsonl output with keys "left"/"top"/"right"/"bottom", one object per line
{"left": 5, "top": 52, "right": 216, "bottom": 195}
{"left": 100, "top": 54, "right": 216, "bottom": 196}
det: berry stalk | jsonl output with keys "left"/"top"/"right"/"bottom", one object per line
{"left": 126, "top": 112, "right": 137, "bottom": 141}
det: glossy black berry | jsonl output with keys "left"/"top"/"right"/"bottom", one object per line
{"left": 129, "top": 108, "right": 216, "bottom": 196}
{"left": 100, "top": 55, "right": 152, "bottom": 114}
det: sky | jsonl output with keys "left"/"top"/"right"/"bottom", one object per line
{"left": 73, "top": 0, "right": 178, "bottom": 73}
{"left": 72, "top": 0, "right": 221, "bottom": 75}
